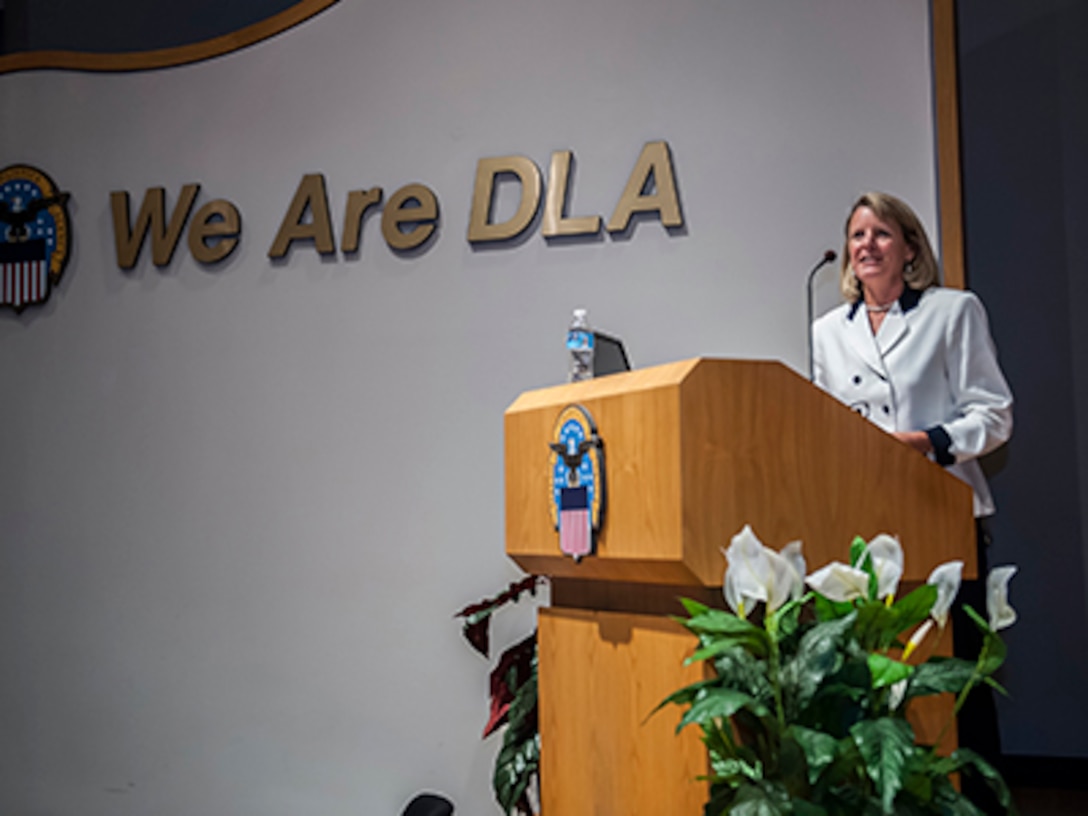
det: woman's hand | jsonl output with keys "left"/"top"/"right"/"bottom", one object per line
{"left": 893, "top": 430, "right": 933, "bottom": 455}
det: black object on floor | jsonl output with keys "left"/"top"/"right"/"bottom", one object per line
{"left": 401, "top": 792, "right": 454, "bottom": 816}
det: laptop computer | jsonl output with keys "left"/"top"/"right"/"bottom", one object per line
{"left": 593, "top": 330, "right": 632, "bottom": 377}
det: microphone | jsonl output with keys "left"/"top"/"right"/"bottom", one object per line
{"left": 807, "top": 249, "right": 838, "bottom": 382}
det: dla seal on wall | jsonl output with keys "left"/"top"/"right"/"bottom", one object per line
{"left": 0, "top": 165, "right": 71, "bottom": 313}
{"left": 548, "top": 404, "right": 605, "bottom": 562}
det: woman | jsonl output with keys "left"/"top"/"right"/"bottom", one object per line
{"left": 812, "top": 191, "right": 1013, "bottom": 800}
{"left": 812, "top": 191, "right": 1013, "bottom": 517}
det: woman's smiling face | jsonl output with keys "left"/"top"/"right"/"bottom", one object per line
{"left": 846, "top": 205, "right": 916, "bottom": 298}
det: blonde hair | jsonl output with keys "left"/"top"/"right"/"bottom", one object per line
{"left": 839, "top": 192, "right": 940, "bottom": 301}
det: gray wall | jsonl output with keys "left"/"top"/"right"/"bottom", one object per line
{"left": 958, "top": 0, "right": 1088, "bottom": 759}
{"left": 1, "top": 2, "right": 951, "bottom": 814}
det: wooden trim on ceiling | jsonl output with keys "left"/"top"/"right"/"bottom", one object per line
{"left": 0, "top": 0, "right": 338, "bottom": 75}
{"left": 931, "top": 0, "right": 966, "bottom": 290}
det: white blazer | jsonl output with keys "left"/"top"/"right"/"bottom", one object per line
{"left": 813, "top": 286, "right": 1013, "bottom": 517}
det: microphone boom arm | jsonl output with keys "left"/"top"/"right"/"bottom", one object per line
{"left": 807, "top": 249, "right": 837, "bottom": 382}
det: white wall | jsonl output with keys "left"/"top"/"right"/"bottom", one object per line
{"left": 0, "top": 1, "right": 938, "bottom": 813}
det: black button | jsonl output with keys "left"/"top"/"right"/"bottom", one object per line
{"left": 853, "top": 375, "right": 862, "bottom": 385}
{"left": 882, "top": 405, "right": 890, "bottom": 414}
{"left": 849, "top": 401, "right": 870, "bottom": 418}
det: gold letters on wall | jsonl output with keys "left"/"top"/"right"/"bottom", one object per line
{"left": 109, "top": 141, "right": 683, "bottom": 269}
{"left": 469, "top": 140, "right": 682, "bottom": 242}
{"left": 542, "top": 151, "right": 601, "bottom": 238}
{"left": 269, "top": 174, "right": 337, "bottom": 257}
{"left": 111, "top": 183, "right": 242, "bottom": 268}
{"left": 189, "top": 199, "right": 242, "bottom": 264}
{"left": 381, "top": 184, "right": 439, "bottom": 251}
{"left": 467, "top": 156, "right": 542, "bottom": 243}
{"left": 606, "top": 141, "right": 682, "bottom": 233}
{"left": 266, "top": 175, "right": 440, "bottom": 259}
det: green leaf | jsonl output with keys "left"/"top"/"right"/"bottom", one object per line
{"left": 932, "top": 781, "right": 987, "bottom": 815}
{"left": 505, "top": 650, "right": 538, "bottom": 725}
{"left": 867, "top": 653, "right": 913, "bottom": 690}
{"left": 688, "top": 609, "right": 768, "bottom": 636}
{"left": 979, "top": 632, "right": 1008, "bottom": 676}
{"left": 923, "top": 771, "right": 987, "bottom": 815}
{"left": 690, "top": 637, "right": 763, "bottom": 665}
{"left": 701, "top": 718, "right": 738, "bottom": 758}
{"left": 680, "top": 597, "right": 711, "bottom": 617}
{"left": 728, "top": 781, "right": 792, "bottom": 816}
{"left": 952, "top": 747, "right": 1015, "bottom": 813}
{"left": 678, "top": 687, "right": 768, "bottom": 733}
{"left": 683, "top": 607, "right": 773, "bottom": 658}
{"left": 850, "top": 717, "right": 916, "bottom": 814}
{"left": 891, "top": 584, "right": 938, "bottom": 631}
{"left": 713, "top": 645, "right": 775, "bottom": 704}
{"left": 927, "top": 753, "right": 967, "bottom": 777}
{"left": 958, "top": 604, "right": 1009, "bottom": 676}
{"left": 901, "top": 770, "right": 933, "bottom": 805}
{"left": 492, "top": 648, "right": 539, "bottom": 815}
{"left": 709, "top": 754, "right": 763, "bottom": 784}
{"left": 811, "top": 735, "right": 863, "bottom": 789}
{"left": 814, "top": 593, "right": 855, "bottom": 622}
{"left": 854, "top": 600, "right": 902, "bottom": 651}
{"left": 802, "top": 682, "right": 866, "bottom": 738}
{"left": 780, "top": 613, "right": 856, "bottom": 717}
{"left": 788, "top": 725, "right": 839, "bottom": 785}
{"left": 774, "top": 594, "right": 808, "bottom": 639}
{"left": 849, "top": 536, "right": 868, "bottom": 568}
{"left": 850, "top": 536, "right": 880, "bottom": 600}
{"left": 702, "top": 721, "right": 761, "bottom": 789}
{"left": 685, "top": 606, "right": 763, "bottom": 635}
{"left": 493, "top": 728, "right": 538, "bottom": 815}
{"left": 653, "top": 676, "right": 722, "bottom": 715}
{"left": 905, "top": 657, "right": 975, "bottom": 699}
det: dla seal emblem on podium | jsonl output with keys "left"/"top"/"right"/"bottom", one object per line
{"left": 0, "top": 164, "right": 71, "bottom": 313}
{"left": 548, "top": 404, "right": 605, "bottom": 561}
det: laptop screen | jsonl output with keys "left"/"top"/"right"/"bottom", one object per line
{"left": 594, "top": 331, "right": 631, "bottom": 377}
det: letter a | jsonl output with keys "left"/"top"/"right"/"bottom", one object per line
{"left": 268, "top": 173, "right": 337, "bottom": 258}
{"left": 606, "top": 141, "right": 683, "bottom": 234}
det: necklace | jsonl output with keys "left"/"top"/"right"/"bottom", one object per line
{"left": 865, "top": 299, "right": 896, "bottom": 314}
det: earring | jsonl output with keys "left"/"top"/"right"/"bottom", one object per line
{"left": 904, "top": 259, "right": 915, "bottom": 275}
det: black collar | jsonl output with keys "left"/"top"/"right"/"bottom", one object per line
{"left": 847, "top": 286, "right": 924, "bottom": 320}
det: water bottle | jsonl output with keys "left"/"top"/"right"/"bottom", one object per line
{"left": 567, "top": 308, "right": 594, "bottom": 382}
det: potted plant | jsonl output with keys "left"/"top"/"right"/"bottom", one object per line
{"left": 455, "top": 575, "right": 544, "bottom": 816}
{"left": 659, "top": 526, "right": 1017, "bottom": 815}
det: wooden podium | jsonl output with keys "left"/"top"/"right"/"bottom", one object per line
{"left": 504, "top": 358, "right": 975, "bottom": 816}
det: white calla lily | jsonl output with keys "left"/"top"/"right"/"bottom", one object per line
{"left": 779, "top": 540, "right": 806, "bottom": 601}
{"left": 926, "top": 560, "right": 963, "bottom": 628}
{"left": 805, "top": 561, "right": 871, "bottom": 602}
{"left": 724, "top": 566, "right": 754, "bottom": 619}
{"left": 987, "top": 565, "right": 1018, "bottom": 631}
{"left": 900, "top": 561, "right": 965, "bottom": 662}
{"left": 902, "top": 619, "right": 934, "bottom": 662}
{"left": 862, "top": 534, "right": 904, "bottom": 600}
{"left": 761, "top": 552, "right": 798, "bottom": 612}
{"left": 888, "top": 678, "right": 908, "bottom": 712}
{"left": 722, "top": 525, "right": 795, "bottom": 615}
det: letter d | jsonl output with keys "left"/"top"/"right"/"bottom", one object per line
{"left": 466, "top": 155, "right": 542, "bottom": 243}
